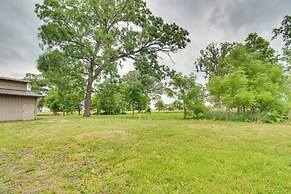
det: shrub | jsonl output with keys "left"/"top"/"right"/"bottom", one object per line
{"left": 256, "top": 111, "right": 284, "bottom": 124}
{"left": 204, "top": 110, "right": 284, "bottom": 123}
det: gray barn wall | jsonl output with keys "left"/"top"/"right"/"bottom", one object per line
{"left": 0, "top": 95, "right": 37, "bottom": 121}
{"left": 0, "top": 80, "right": 27, "bottom": 91}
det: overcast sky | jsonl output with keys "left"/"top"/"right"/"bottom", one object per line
{"left": 0, "top": 0, "right": 290, "bottom": 80}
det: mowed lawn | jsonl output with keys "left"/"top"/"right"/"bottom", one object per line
{"left": 0, "top": 113, "right": 290, "bottom": 193}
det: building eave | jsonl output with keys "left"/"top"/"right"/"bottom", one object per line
{"left": 0, "top": 89, "right": 42, "bottom": 97}
{"left": 0, "top": 76, "right": 30, "bottom": 83}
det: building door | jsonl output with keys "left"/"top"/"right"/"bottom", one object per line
{"left": 23, "top": 104, "right": 34, "bottom": 120}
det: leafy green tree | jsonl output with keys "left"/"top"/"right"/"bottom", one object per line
{"left": 166, "top": 100, "right": 183, "bottom": 111}
{"left": 121, "top": 69, "right": 166, "bottom": 117}
{"left": 245, "top": 33, "right": 278, "bottom": 64}
{"left": 272, "top": 15, "right": 291, "bottom": 69}
{"left": 122, "top": 70, "right": 164, "bottom": 101}
{"left": 168, "top": 73, "right": 205, "bottom": 119}
{"left": 154, "top": 100, "right": 166, "bottom": 112}
{"left": 124, "top": 82, "right": 149, "bottom": 118}
{"left": 171, "top": 100, "right": 183, "bottom": 111}
{"left": 24, "top": 73, "right": 47, "bottom": 111}
{"left": 133, "top": 56, "right": 175, "bottom": 100}
{"left": 230, "top": 46, "right": 285, "bottom": 112}
{"left": 208, "top": 45, "right": 286, "bottom": 118}
{"left": 25, "top": 70, "right": 83, "bottom": 115}
{"left": 24, "top": 73, "right": 48, "bottom": 95}
{"left": 233, "top": 90, "right": 256, "bottom": 113}
{"left": 194, "top": 42, "right": 237, "bottom": 78}
{"left": 121, "top": 71, "right": 141, "bottom": 86}
{"left": 45, "top": 86, "right": 84, "bottom": 115}
{"left": 35, "top": 0, "right": 190, "bottom": 117}
{"left": 91, "top": 77, "right": 126, "bottom": 115}
{"left": 121, "top": 71, "right": 152, "bottom": 117}
{"left": 45, "top": 89, "right": 62, "bottom": 114}
{"left": 208, "top": 69, "right": 248, "bottom": 120}
{"left": 37, "top": 50, "right": 85, "bottom": 115}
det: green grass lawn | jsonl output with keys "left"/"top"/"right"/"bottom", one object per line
{"left": 0, "top": 113, "right": 290, "bottom": 193}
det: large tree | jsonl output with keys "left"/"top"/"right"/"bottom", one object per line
{"left": 168, "top": 73, "right": 205, "bottom": 119}
{"left": 122, "top": 69, "right": 165, "bottom": 101}
{"left": 272, "top": 15, "right": 291, "bottom": 69}
{"left": 245, "top": 33, "right": 278, "bottom": 64}
{"left": 208, "top": 69, "right": 249, "bottom": 120}
{"left": 154, "top": 100, "right": 166, "bottom": 112}
{"left": 35, "top": 0, "right": 190, "bottom": 117}
{"left": 208, "top": 45, "right": 286, "bottom": 115}
{"left": 121, "top": 70, "right": 155, "bottom": 117}
{"left": 37, "top": 50, "right": 85, "bottom": 115}
{"left": 194, "top": 42, "right": 237, "bottom": 78}
{"left": 91, "top": 77, "right": 126, "bottom": 115}
{"left": 24, "top": 73, "right": 48, "bottom": 111}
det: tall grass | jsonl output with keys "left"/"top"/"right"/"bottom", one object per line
{"left": 205, "top": 110, "right": 285, "bottom": 123}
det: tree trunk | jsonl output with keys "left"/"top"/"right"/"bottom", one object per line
{"left": 183, "top": 106, "right": 187, "bottom": 119}
{"left": 132, "top": 103, "right": 135, "bottom": 118}
{"left": 83, "top": 79, "right": 93, "bottom": 117}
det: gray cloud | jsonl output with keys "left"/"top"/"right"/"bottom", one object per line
{"left": 209, "top": 0, "right": 291, "bottom": 38}
{"left": 0, "top": 0, "right": 289, "bottom": 81}
{"left": 146, "top": 0, "right": 290, "bottom": 81}
{"left": 0, "top": 0, "right": 42, "bottom": 78}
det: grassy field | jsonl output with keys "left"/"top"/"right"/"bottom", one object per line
{"left": 0, "top": 113, "right": 290, "bottom": 193}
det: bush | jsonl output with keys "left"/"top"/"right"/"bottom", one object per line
{"left": 204, "top": 110, "right": 284, "bottom": 123}
{"left": 189, "top": 105, "right": 206, "bottom": 119}
{"left": 256, "top": 111, "right": 284, "bottom": 124}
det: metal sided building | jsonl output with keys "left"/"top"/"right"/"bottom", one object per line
{"left": 0, "top": 77, "right": 41, "bottom": 121}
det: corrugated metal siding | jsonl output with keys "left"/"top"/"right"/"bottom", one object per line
{"left": 0, "top": 95, "right": 37, "bottom": 121}
{"left": 0, "top": 80, "right": 27, "bottom": 91}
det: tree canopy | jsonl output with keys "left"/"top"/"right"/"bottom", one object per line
{"left": 31, "top": 6, "right": 291, "bottom": 123}
{"left": 194, "top": 42, "right": 237, "bottom": 78}
{"left": 168, "top": 73, "right": 205, "bottom": 119}
{"left": 245, "top": 32, "right": 278, "bottom": 64}
{"left": 208, "top": 45, "right": 286, "bottom": 117}
{"left": 273, "top": 15, "right": 291, "bottom": 69}
{"left": 35, "top": 0, "right": 190, "bottom": 116}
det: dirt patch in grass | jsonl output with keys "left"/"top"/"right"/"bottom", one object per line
{"left": 75, "top": 130, "right": 136, "bottom": 141}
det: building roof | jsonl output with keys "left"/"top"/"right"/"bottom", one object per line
{"left": 0, "top": 88, "right": 42, "bottom": 97}
{"left": 0, "top": 76, "right": 30, "bottom": 83}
